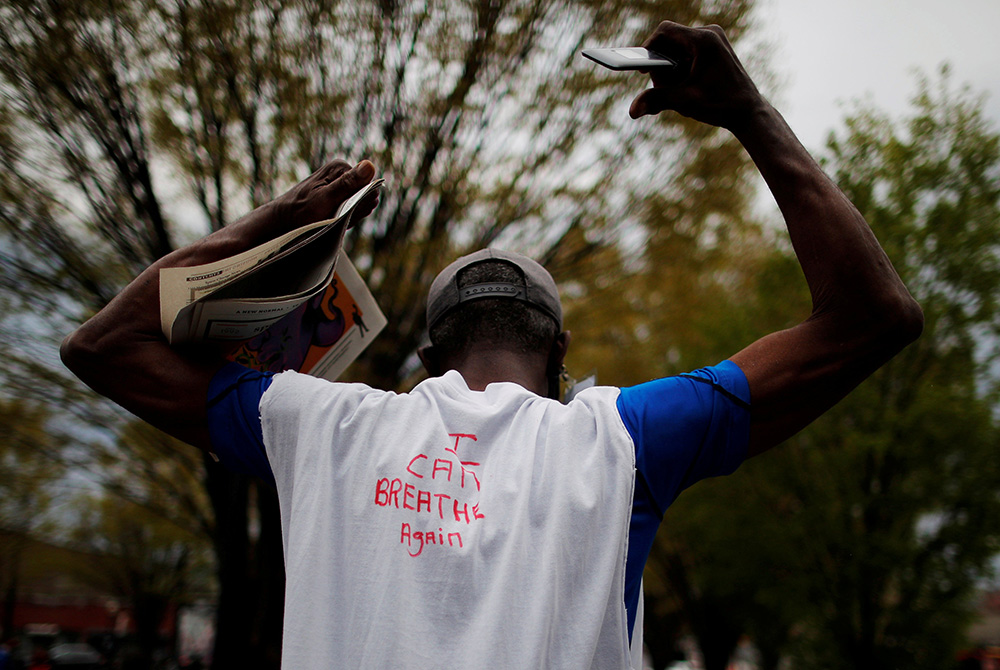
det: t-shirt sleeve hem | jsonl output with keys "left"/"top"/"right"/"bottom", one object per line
{"left": 206, "top": 361, "right": 276, "bottom": 485}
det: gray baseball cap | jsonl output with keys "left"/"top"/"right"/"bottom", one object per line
{"left": 426, "top": 248, "right": 563, "bottom": 331}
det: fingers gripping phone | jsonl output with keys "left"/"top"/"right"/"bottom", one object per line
{"left": 581, "top": 47, "right": 677, "bottom": 71}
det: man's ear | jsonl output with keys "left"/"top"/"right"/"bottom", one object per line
{"left": 548, "top": 330, "right": 572, "bottom": 373}
{"left": 546, "top": 331, "right": 572, "bottom": 400}
{"left": 418, "top": 345, "right": 440, "bottom": 377}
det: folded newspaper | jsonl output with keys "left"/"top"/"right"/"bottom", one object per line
{"left": 159, "top": 178, "right": 386, "bottom": 381}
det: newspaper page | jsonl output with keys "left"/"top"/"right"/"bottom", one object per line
{"left": 226, "top": 257, "right": 387, "bottom": 381}
{"left": 159, "top": 178, "right": 383, "bottom": 344}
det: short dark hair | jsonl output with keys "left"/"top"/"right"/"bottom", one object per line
{"left": 429, "top": 260, "right": 560, "bottom": 356}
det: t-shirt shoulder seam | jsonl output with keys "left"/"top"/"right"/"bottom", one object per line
{"left": 678, "top": 373, "right": 751, "bottom": 409}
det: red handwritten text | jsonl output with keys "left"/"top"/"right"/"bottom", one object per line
{"left": 373, "top": 431, "right": 483, "bottom": 558}
{"left": 446, "top": 433, "right": 477, "bottom": 455}
{"left": 400, "top": 523, "right": 463, "bottom": 557}
{"left": 374, "top": 478, "right": 485, "bottom": 523}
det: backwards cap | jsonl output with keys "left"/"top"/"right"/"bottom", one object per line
{"left": 426, "top": 248, "right": 562, "bottom": 331}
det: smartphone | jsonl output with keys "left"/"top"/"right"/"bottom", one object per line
{"left": 581, "top": 47, "right": 677, "bottom": 71}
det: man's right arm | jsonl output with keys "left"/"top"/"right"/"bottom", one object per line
{"left": 60, "top": 159, "right": 378, "bottom": 450}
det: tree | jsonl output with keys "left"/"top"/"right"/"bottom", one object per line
{"left": 637, "top": 71, "right": 1000, "bottom": 669}
{"left": 0, "top": 0, "right": 763, "bottom": 666}
{"left": 774, "top": 68, "right": 1000, "bottom": 670}
{"left": 70, "top": 490, "right": 213, "bottom": 669}
{"left": 0, "top": 398, "right": 67, "bottom": 640}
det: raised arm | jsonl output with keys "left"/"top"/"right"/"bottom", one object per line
{"left": 630, "top": 22, "right": 923, "bottom": 456}
{"left": 60, "top": 159, "right": 378, "bottom": 449}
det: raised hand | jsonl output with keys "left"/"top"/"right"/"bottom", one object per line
{"left": 269, "top": 159, "right": 379, "bottom": 229}
{"left": 628, "top": 21, "right": 763, "bottom": 130}
{"left": 227, "top": 159, "right": 380, "bottom": 249}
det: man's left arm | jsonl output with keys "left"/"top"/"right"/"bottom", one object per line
{"left": 629, "top": 22, "right": 923, "bottom": 456}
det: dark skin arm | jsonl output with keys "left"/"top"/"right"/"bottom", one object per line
{"left": 60, "top": 159, "right": 379, "bottom": 450}
{"left": 629, "top": 22, "right": 923, "bottom": 456}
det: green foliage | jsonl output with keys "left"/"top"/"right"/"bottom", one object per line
{"left": 97, "top": 420, "right": 215, "bottom": 541}
{"left": 70, "top": 491, "right": 214, "bottom": 666}
{"left": 771, "top": 68, "right": 1000, "bottom": 670}
{"left": 562, "top": 131, "right": 779, "bottom": 389}
{"left": 0, "top": 398, "right": 68, "bottom": 637}
{"left": 70, "top": 493, "right": 211, "bottom": 605}
{"left": 0, "top": 399, "right": 65, "bottom": 535}
{"left": 828, "top": 69, "right": 1000, "bottom": 372}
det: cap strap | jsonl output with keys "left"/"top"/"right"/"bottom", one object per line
{"left": 459, "top": 282, "right": 526, "bottom": 303}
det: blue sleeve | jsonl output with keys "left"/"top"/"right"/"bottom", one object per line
{"left": 617, "top": 359, "right": 751, "bottom": 517}
{"left": 619, "top": 360, "right": 751, "bottom": 640}
{"left": 206, "top": 362, "right": 276, "bottom": 486}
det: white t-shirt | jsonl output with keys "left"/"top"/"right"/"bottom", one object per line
{"left": 260, "top": 369, "right": 637, "bottom": 669}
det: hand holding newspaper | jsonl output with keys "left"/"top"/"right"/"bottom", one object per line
{"left": 159, "top": 178, "right": 386, "bottom": 381}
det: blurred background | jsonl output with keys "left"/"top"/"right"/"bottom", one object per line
{"left": 1, "top": 0, "right": 998, "bottom": 668}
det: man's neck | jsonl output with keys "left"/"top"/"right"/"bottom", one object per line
{"left": 447, "top": 347, "right": 550, "bottom": 397}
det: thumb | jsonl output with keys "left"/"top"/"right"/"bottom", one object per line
{"left": 342, "top": 161, "right": 379, "bottom": 227}
{"left": 333, "top": 159, "right": 375, "bottom": 192}
{"left": 323, "top": 160, "right": 377, "bottom": 209}
{"left": 354, "top": 159, "right": 375, "bottom": 183}
{"left": 629, "top": 87, "right": 673, "bottom": 119}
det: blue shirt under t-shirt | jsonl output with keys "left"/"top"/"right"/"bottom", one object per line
{"left": 206, "top": 359, "right": 751, "bottom": 641}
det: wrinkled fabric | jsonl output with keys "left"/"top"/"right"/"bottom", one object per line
{"left": 261, "top": 370, "right": 636, "bottom": 669}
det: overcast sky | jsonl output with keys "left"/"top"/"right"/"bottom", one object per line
{"left": 752, "top": 0, "right": 1000, "bottom": 151}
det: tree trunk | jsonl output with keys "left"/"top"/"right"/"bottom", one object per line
{"left": 1, "top": 568, "right": 18, "bottom": 641}
{"left": 205, "top": 466, "right": 284, "bottom": 670}
{"left": 695, "top": 614, "right": 742, "bottom": 670}
{"left": 132, "top": 593, "right": 168, "bottom": 668}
